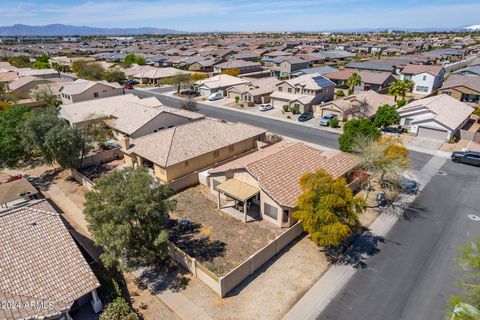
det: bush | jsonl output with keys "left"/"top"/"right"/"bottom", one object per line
{"left": 336, "top": 90, "right": 345, "bottom": 98}
{"left": 291, "top": 106, "right": 300, "bottom": 114}
{"left": 397, "top": 98, "right": 407, "bottom": 108}
{"left": 330, "top": 118, "right": 339, "bottom": 128}
{"left": 282, "top": 105, "right": 290, "bottom": 112}
{"left": 100, "top": 297, "right": 137, "bottom": 320}
{"left": 338, "top": 119, "right": 381, "bottom": 152}
{"left": 235, "top": 96, "right": 240, "bottom": 103}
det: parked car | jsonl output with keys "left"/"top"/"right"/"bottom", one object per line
{"left": 319, "top": 114, "right": 337, "bottom": 126}
{"left": 180, "top": 89, "right": 200, "bottom": 97}
{"left": 208, "top": 92, "right": 223, "bottom": 101}
{"left": 298, "top": 112, "right": 314, "bottom": 122}
{"left": 381, "top": 126, "right": 402, "bottom": 136}
{"left": 451, "top": 151, "right": 480, "bottom": 166}
{"left": 123, "top": 83, "right": 134, "bottom": 89}
{"left": 258, "top": 104, "right": 273, "bottom": 111}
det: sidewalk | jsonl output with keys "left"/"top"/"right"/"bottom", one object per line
{"left": 282, "top": 154, "right": 448, "bottom": 320}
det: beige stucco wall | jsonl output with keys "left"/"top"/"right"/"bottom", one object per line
{"left": 62, "top": 83, "right": 124, "bottom": 104}
{"left": 439, "top": 86, "right": 480, "bottom": 101}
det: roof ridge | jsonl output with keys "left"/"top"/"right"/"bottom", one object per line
{"left": 164, "top": 126, "right": 177, "bottom": 167}
{"left": 0, "top": 203, "right": 58, "bottom": 218}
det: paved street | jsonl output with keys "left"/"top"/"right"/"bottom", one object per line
{"left": 131, "top": 89, "right": 432, "bottom": 171}
{"left": 318, "top": 160, "right": 480, "bottom": 320}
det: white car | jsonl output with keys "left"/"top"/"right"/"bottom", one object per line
{"left": 207, "top": 92, "right": 223, "bottom": 101}
{"left": 258, "top": 104, "right": 273, "bottom": 111}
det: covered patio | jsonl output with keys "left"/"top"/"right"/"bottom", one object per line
{"left": 216, "top": 178, "right": 260, "bottom": 223}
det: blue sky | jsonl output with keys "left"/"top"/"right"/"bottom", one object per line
{"left": 1, "top": 0, "right": 480, "bottom": 31}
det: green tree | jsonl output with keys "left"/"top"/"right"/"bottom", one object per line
{"left": 163, "top": 74, "right": 193, "bottom": 94}
{"left": 347, "top": 72, "right": 361, "bottom": 94}
{"left": 32, "top": 61, "right": 50, "bottom": 69}
{"left": 84, "top": 167, "right": 174, "bottom": 270}
{"left": 388, "top": 79, "right": 414, "bottom": 102}
{"left": 36, "top": 54, "right": 49, "bottom": 63}
{"left": 122, "top": 53, "right": 146, "bottom": 67}
{"left": 102, "top": 69, "right": 126, "bottom": 83}
{"left": 100, "top": 297, "right": 137, "bottom": 320}
{"left": 29, "top": 86, "right": 59, "bottom": 107}
{"left": 80, "top": 116, "right": 113, "bottom": 147}
{"left": 294, "top": 169, "right": 363, "bottom": 248}
{"left": 338, "top": 119, "right": 381, "bottom": 152}
{"left": 72, "top": 61, "right": 105, "bottom": 80}
{"left": 44, "top": 123, "right": 85, "bottom": 169}
{"left": 0, "top": 105, "right": 32, "bottom": 168}
{"left": 447, "top": 237, "right": 480, "bottom": 320}
{"left": 373, "top": 104, "right": 399, "bottom": 128}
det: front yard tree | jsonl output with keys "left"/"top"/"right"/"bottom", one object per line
{"left": 338, "top": 119, "right": 381, "bottom": 152}
{"left": 102, "top": 69, "right": 127, "bottom": 84}
{"left": 294, "top": 169, "right": 363, "bottom": 248}
{"left": 373, "top": 104, "right": 399, "bottom": 128}
{"left": 346, "top": 72, "right": 361, "bottom": 94}
{"left": 447, "top": 237, "right": 480, "bottom": 320}
{"left": 84, "top": 167, "right": 175, "bottom": 270}
{"left": 388, "top": 79, "right": 414, "bottom": 102}
{"left": 0, "top": 105, "right": 32, "bottom": 168}
{"left": 163, "top": 74, "right": 193, "bottom": 94}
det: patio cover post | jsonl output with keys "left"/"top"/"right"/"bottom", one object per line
{"left": 244, "top": 202, "right": 247, "bottom": 223}
{"left": 217, "top": 190, "right": 221, "bottom": 209}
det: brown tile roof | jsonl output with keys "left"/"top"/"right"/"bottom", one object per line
{"left": 441, "top": 74, "right": 480, "bottom": 93}
{"left": 127, "top": 119, "right": 266, "bottom": 167}
{"left": 0, "top": 201, "right": 100, "bottom": 318}
{"left": 401, "top": 64, "right": 444, "bottom": 76}
{"left": 324, "top": 69, "right": 354, "bottom": 81}
{"left": 0, "top": 178, "right": 38, "bottom": 205}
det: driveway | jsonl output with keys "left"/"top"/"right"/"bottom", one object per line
{"left": 408, "top": 137, "right": 443, "bottom": 151}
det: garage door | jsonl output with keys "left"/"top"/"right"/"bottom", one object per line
{"left": 272, "top": 98, "right": 288, "bottom": 108}
{"left": 322, "top": 109, "right": 341, "bottom": 117}
{"left": 199, "top": 88, "right": 211, "bottom": 97}
{"left": 417, "top": 126, "right": 448, "bottom": 140}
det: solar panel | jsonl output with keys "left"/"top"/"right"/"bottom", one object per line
{"left": 312, "top": 76, "right": 334, "bottom": 88}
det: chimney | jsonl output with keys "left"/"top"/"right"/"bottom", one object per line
{"left": 120, "top": 135, "right": 130, "bottom": 150}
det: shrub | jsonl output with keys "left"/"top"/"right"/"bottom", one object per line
{"left": 397, "top": 98, "right": 407, "bottom": 108}
{"left": 330, "top": 118, "right": 339, "bottom": 128}
{"left": 235, "top": 96, "right": 240, "bottom": 103}
{"left": 291, "top": 106, "right": 300, "bottom": 114}
{"left": 336, "top": 90, "right": 345, "bottom": 98}
{"left": 282, "top": 105, "right": 290, "bottom": 112}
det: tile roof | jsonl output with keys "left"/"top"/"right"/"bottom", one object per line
{"left": 196, "top": 74, "right": 247, "bottom": 89}
{"left": 214, "top": 59, "right": 261, "bottom": 69}
{"left": 322, "top": 91, "right": 396, "bottom": 117}
{"left": 245, "top": 143, "right": 360, "bottom": 208}
{"left": 346, "top": 61, "right": 394, "bottom": 72}
{"left": 0, "top": 201, "right": 99, "bottom": 319}
{"left": 6, "top": 75, "right": 44, "bottom": 91}
{"left": 358, "top": 70, "right": 395, "bottom": 85}
{"left": 61, "top": 79, "right": 122, "bottom": 95}
{"left": 127, "top": 119, "right": 266, "bottom": 167}
{"left": 0, "top": 178, "right": 38, "bottom": 205}
{"left": 398, "top": 94, "right": 474, "bottom": 130}
{"left": 401, "top": 64, "right": 444, "bottom": 76}
{"left": 281, "top": 73, "right": 335, "bottom": 90}
{"left": 441, "top": 74, "right": 480, "bottom": 93}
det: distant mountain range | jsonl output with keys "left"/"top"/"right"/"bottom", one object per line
{"left": 0, "top": 24, "right": 182, "bottom": 36}
{"left": 0, "top": 23, "right": 478, "bottom": 36}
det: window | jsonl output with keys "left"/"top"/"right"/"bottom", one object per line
{"left": 213, "top": 150, "right": 220, "bottom": 158}
{"left": 264, "top": 203, "right": 278, "bottom": 220}
{"left": 228, "top": 145, "right": 234, "bottom": 152}
{"left": 422, "top": 75, "right": 427, "bottom": 81}
{"left": 278, "top": 87, "right": 283, "bottom": 91}
{"left": 283, "top": 209, "right": 289, "bottom": 223}
{"left": 93, "top": 92, "right": 99, "bottom": 97}
{"left": 294, "top": 103, "right": 300, "bottom": 108}
{"left": 288, "top": 88, "right": 292, "bottom": 93}
{"left": 404, "top": 118, "right": 413, "bottom": 126}
{"left": 416, "top": 86, "right": 429, "bottom": 93}
{"left": 403, "top": 74, "right": 412, "bottom": 80}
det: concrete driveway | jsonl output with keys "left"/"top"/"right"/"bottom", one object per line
{"left": 408, "top": 137, "right": 443, "bottom": 151}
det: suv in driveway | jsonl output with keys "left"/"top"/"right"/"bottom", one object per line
{"left": 319, "top": 114, "right": 337, "bottom": 126}
{"left": 298, "top": 112, "right": 314, "bottom": 122}
{"left": 451, "top": 151, "right": 480, "bottom": 166}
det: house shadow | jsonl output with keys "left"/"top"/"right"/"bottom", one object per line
{"left": 135, "top": 262, "right": 191, "bottom": 295}
{"left": 223, "top": 235, "right": 305, "bottom": 298}
{"left": 168, "top": 219, "right": 226, "bottom": 263}
{"left": 24, "top": 167, "right": 63, "bottom": 191}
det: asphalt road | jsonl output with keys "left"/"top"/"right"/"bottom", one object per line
{"left": 131, "top": 88, "right": 432, "bottom": 171}
{"left": 319, "top": 160, "right": 480, "bottom": 320}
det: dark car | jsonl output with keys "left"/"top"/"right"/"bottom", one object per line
{"left": 381, "top": 126, "right": 402, "bottom": 136}
{"left": 180, "top": 89, "right": 200, "bottom": 97}
{"left": 298, "top": 112, "right": 314, "bottom": 122}
{"left": 451, "top": 151, "right": 480, "bottom": 166}
{"left": 123, "top": 83, "right": 134, "bottom": 89}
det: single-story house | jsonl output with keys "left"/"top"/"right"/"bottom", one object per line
{"left": 6, "top": 75, "right": 50, "bottom": 97}
{"left": 316, "top": 90, "right": 396, "bottom": 121}
{"left": 398, "top": 94, "right": 474, "bottom": 140}
{"left": 195, "top": 74, "right": 248, "bottom": 97}
{"left": 213, "top": 60, "right": 263, "bottom": 75}
{"left": 290, "top": 66, "right": 338, "bottom": 78}
{"left": 60, "top": 79, "right": 124, "bottom": 104}
{"left": 126, "top": 65, "right": 190, "bottom": 85}
{"left": 0, "top": 200, "right": 102, "bottom": 319}
{"left": 0, "top": 178, "right": 40, "bottom": 209}
{"left": 59, "top": 94, "right": 204, "bottom": 139}
{"left": 225, "top": 77, "right": 280, "bottom": 104}
{"left": 208, "top": 141, "right": 360, "bottom": 228}
{"left": 434, "top": 74, "right": 480, "bottom": 105}
{"left": 121, "top": 119, "right": 267, "bottom": 186}
{"left": 345, "top": 61, "right": 395, "bottom": 73}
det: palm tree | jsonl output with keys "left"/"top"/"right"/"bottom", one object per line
{"left": 347, "top": 72, "right": 361, "bottom": 94}
{"left": 388, "top": 79, "right": 414, "bottom": 102}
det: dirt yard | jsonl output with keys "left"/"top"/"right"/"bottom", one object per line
{"left": 179, "top": 235, "right": 329, "bottom": 320}
{"left": 170, "top": 185, "right": 283, "bottom": 276}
